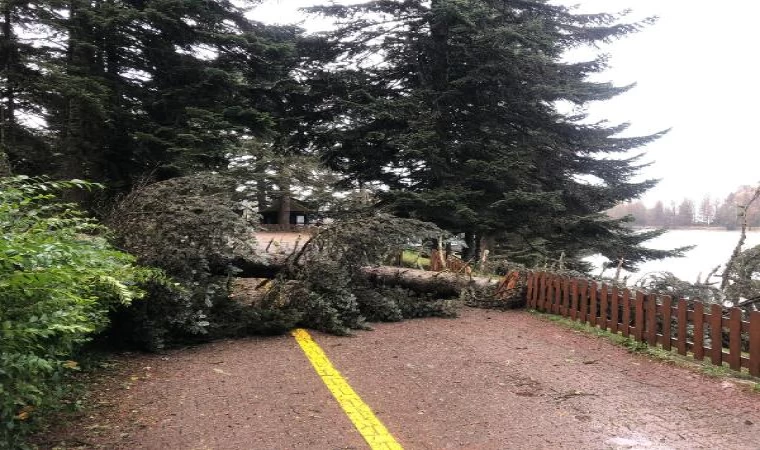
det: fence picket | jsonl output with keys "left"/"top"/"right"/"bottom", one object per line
{"left": 539, "top": 273, "right": 547, "bottom": 311}
{"left": 622, "top": 289, "right": 631, "bottom": 338}
{"left": 750, "top": 312, "right": 760, "bottom": 377}
{"left": 677, "top": 299, "right": 688, "bottom": 356}
{"left": 570, "top": 280, "right": 578, "bottom": 320}
{"left": 728, "top": 308, "right": 742, "bottom": 371}
{"left": 547, "top": 276, "right": 555, "bottom": 312}
{"left": 610, "top": 287, "right": 619, "bottom": 334}
{"left": 693, "top": 302, "right": 705, "bottom": 361}
{"left": 589, "top": 282, "right": 598, "bottom": 327}
{"left": 599, "top": 284, "right": 608, "bottom": 330}
{"left": 526, "top": 273, "right": 534, "bottom": 308}
{"left": 562, "top": 278, "right": 570, "bottom": 316}
{"left": 634, "top": 292, "right": 644, "bottom": 342}
{"left": 711, "top": 304, "right": 723, "bottom": 366}
{"left": 527, "top": 272, "right": 754, "bottom": 376}
{"left": 647, "top": 294, "right": 658, "bottom": 346}
{"left": 661, "top": 296, "right": 672, "bottom": 351}
{"left": 579, "top": 281, "right": 588, "bottom": 323}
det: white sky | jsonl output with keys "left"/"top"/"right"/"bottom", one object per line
{"left": 251, "top": 0, "right": 760, "bottom": 206}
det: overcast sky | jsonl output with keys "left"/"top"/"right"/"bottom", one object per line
{"left": 251, "top": 1, "right": 760, "bottom": 206}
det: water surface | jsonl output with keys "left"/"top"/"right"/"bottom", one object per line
{"left": 587, "top": 229, "right": 760, "bottom": 284}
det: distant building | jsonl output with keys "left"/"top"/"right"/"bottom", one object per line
{"left": 259, "top": 196, "right": 315, "bottom": 227}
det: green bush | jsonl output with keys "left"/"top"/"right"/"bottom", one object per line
{"left": 0, "top": 176, "right": 153, "bottom": 447}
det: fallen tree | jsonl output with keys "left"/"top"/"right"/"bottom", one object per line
{"left": 362, "top": 266, "right": 499, "bottom": 297}
{"left": 107, "top": 176, "right": 524, "bottom": 343}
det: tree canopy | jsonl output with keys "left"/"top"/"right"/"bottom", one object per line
{"left": 302, "top": 0, "right": 679, "bottom": 271}
{"left": 1, "top": 0, "right": 682, "bottom": 269}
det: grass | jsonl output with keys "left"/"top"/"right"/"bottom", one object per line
{"left": 532, "top": 310, "right": 760, "bottom": 392}
{"left": 401, "top": 249, "right": 431, "bottom": 269}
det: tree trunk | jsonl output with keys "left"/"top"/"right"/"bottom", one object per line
{"left": 722, "top": 185, "right": 760, "bottom": 289}
{"left": 0, "top": 3, "right": 14, "bottom": 176}
{"left": 229, "top": 260, "right": 499, "bottom": 298}
{"left": 256, "top": 177, "right": 268, "bottom": 211}
{"left": 362, "top": 266, "right": 499, "bottom": 297}
{"left": 428, "top": 0, "right": 450, "bottom": 186}
{"left": 462, "top": 231, "right": 475, "bottom": 261}
{"left": 277, "top": 194, "right": 291, "bottom": 225}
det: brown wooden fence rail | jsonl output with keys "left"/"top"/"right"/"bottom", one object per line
{"left": 525, "top": 272, "right": 760, "bottom": 377}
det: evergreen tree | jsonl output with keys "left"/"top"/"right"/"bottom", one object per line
{"left": 307, "top": 0, "right": 682, "bottom": 271}
{"left": 651, "top": 201, "right": 667, "bottom": 228}
{"left": 0, "top": 0, "right": 56, "bottom": 175}
{"left": 3, "top": 0, "right": 305, "bottom": 197}
{"left": 676, "top": 198, "right": 695, "bottom": 227}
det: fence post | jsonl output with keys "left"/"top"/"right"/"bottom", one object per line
{"left": 750, "top": 311, "right": 760, "bottom": 377}
{"left": 553, "top": 277, "right": 562, "bottom": 314}
{"left": 710, "top": 304, "right": 723, "bottom": 367}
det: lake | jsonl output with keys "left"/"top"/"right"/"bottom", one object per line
{"left": 586, "top": 229, "right": 760, "bottom": 284}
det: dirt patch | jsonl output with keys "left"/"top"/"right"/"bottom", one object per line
{"left": 33, "top": 309, "right": 760, "bottom": 449}
{"left": 254, "top": 232, "right": 310, "bottom": 255}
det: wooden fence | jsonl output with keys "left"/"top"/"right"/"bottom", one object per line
{"left": 526, "top": 272, "right": 760, "bottom": 377}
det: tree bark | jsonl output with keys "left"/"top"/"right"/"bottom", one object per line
{"left": 362, "top": 266, "right": 499, "bottom": 297}
{"left": 0, "top": 3, "right": 14, "bottom": 176}
{"left": 277, "top": 194, "right": 291, "bottom": 225}
{"left": 228, "top": 260, "right": 499, "bottom": 298}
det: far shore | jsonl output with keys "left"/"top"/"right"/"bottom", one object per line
{"left": 630, "top": 226, "right": 760, "bottom": 232}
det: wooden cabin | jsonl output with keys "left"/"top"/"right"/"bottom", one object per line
{"left": 259, "top": 196, "right": 315, "bottom": 228}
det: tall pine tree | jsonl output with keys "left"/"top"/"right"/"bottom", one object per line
{"left": 306, "top": 0, "right": 684, "bottom": 271}
{"left": 0, "top": 0, "right": 56, "bottom": 175}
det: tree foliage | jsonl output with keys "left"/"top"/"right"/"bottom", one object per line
{"left": 262, "top": 215, "right": 458, "bottom": 335}
{"left": 106, "top": 173, "right": 269, "bottom": 349}
{"left": 1, "top": 0, "right": 304, "bottom": 196}
{"left": 304, "top": 0, "right": 676, "bottom": 272}
{"left": 0, "top": 176, "right": 155, "bottom": 445}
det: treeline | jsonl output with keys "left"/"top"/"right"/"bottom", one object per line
{"left": 0, "top": 0, "right": 685, "bottom": 272}
{"left": 0, "top": 0, "right": 308, "bottom": 192}
{"left": 608, "top": 185, "right": 760, "bottom": 229}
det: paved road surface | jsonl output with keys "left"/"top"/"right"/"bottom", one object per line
{"left": 37, "top": 309, "right": 760, "bottom": 449}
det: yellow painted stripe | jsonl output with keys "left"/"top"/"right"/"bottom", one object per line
{"left": 291, "top": 328, "right": 404, "bottom": 450}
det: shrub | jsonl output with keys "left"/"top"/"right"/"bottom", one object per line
{"left": 0, "top": 176, "right": 153, "bottom": 446}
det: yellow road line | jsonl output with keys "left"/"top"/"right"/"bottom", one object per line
{"left": 291, "top": 328, "right": 404, "bottom": 450}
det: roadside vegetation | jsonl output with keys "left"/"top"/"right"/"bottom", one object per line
{"left": 0, "top": 177, "right": 161, "bottom": 446}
